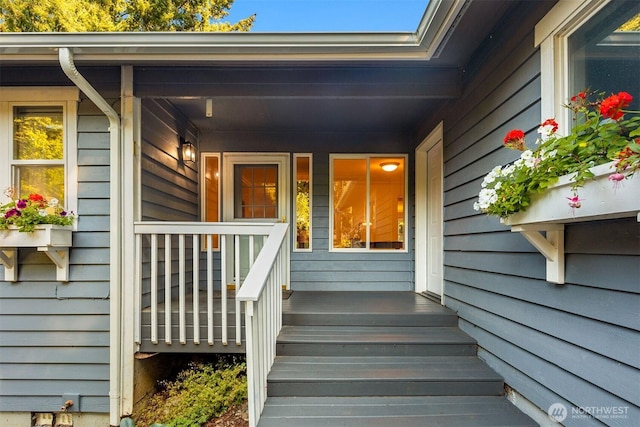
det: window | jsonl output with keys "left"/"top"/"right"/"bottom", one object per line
{"left": 201, "top": 153, "right": 221, "bottom": 249}
{"left": 1, "top": 88, "right": 79, "bottom": 216}
{"left": 294, "top": 154, "right": 312, "bottom": 251}
{"left": 330, "top": 155, "right": 407, "bottom": 251}
{"left": 536, "top": 0, "right": 640, "bottom": 131}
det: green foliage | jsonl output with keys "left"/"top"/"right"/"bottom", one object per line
{"left": 0, "top": 190, "right": 75, "bottom": 232}
{"left": 133, "top": 356, "right": 247, "bottom": 427}
{"left": 475, "top": 90, "right": 640, "bottom": 218}
{"left": 0, "top": 0, "right": 255, "bottom": 32}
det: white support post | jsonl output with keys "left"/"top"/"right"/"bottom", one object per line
{"left": 38, "top": 247, "right": 69, "bottom": 282}
{"left": 0, "top": 249, "right": 17, "bottom": 282}
{"left": 511, "top": 224, "right": 565, "bottom": 284}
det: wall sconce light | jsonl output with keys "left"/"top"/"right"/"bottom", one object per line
{"left": 180, "top": 137, "right": 197, "bottom": 164}
{"left": 380, "top": 161, "right": 399, "bottom": 172}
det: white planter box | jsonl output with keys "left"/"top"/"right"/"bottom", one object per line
{"left": 0, "top": 225, "right": 72, "bottom": 282}
{"left": 502, "top": 162, "right": 640, "bottom": 226}
{"left": 0, "top": 225, "right": 72, "bottom": 247}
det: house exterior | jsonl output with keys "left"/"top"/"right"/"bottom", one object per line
{"left": 1, "top": 0, "right": 638, "bottom": 426}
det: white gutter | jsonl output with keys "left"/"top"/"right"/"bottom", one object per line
{"left": 58, "top": 47, "right": 123, "bottom": 427}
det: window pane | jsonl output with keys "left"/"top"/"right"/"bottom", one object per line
{"left": 14, "top": 165, "right": 65, "bottom": 204}
{"left": 295, "top": 155, "right": 311, "bottom": 250}
{"left": 13, "top": 106, "right": 64, "bottom": 160}
{"left": 370, "top": 158, "right": 405, "bottom": 250}
{"left": 569, "top": 2, "right": 640, "bottom": 109}
{"left": 234, "top": 164, "right": 278, "bottom": 219}
{"left": 333, "top": 158, "right": 366, "bottom": 248}
{"left": 204, "top": 156, "right": 220, "bottom": 249}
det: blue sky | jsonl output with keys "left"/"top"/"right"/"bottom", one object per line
{"left": 225, "top": 0, "right": 430, "bottom": 32}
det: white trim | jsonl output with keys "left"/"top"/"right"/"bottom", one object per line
{"left": 0, "top": 87, "right": 80, "bottom": 227}
{"left": 293, "top": 153, "right": 313, "bottom": 252}
{"left": 414, "top": 122, "right": 444, "bottom": 297}
{"left": 536, "top": 0, "right": 611, "bottom": 129}
{"left": 120, "top": 66, "right": 137, "bottom": 417}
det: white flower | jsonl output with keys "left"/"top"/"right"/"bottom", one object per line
{"left": 537, "top": 123, "right": 556, "bottom": 142}
{"left": 38, "top": 209, "right": 47, "bottom": 217}
{"left": 475, "top": 188, "right": 498, "bottom": 210}
{"left": 48, "top": 198, "right": 59, "bottom": 207}
{"left": 520, "top": 150, "right": 536, "bottom": 168}
{"left": 482, "top": 166, "right": 502, "bottom": 187}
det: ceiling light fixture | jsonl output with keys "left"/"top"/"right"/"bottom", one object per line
{"left": 380, "top": 161, "right": 399, "bottom": 172}
{"left": 205, "top": 98, "right": 213, "bottom": 117}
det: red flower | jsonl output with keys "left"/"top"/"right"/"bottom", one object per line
{"left": 571, "top": 91, "right": 587, "bottom": 102}
{"left": 541, "top": 118, "right": 559, "bottom": 133}
{"left": 503, "top": 129, "right": 526, "bottom": 150}
{"left": 600, "top": 91, "right": 633, "bottom": 120}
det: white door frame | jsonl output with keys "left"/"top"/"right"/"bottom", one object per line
{"left": 415, "top": 122, "right": 444, "bottom": 301}
{"left": 222, "top": 152, "right": 291, "bottom": 287}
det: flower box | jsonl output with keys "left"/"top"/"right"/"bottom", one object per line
{"left": 0, "top": 224, "right": 73, "bottom": 247}
{"left": 502, "top": 162, "right": 640, "bottom": 226}
{"left": 0, "top": 225, "right": 72, "bottom": 282}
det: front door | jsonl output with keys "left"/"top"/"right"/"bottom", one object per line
{"left": 222, "top": 153, "right": 290, "bottom": 285}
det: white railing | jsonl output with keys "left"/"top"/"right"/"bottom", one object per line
{"left": 133, "top": 222, "right": 286, "bottom": 349}
{"left": 236, "top": 222, "right": 288, "bottom": 427}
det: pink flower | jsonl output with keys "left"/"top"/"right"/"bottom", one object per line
{"left": 567, "top": 195, "right": 582, "bottom": 209}
{"left": 608, "top": 173, "right": 625, "bottom": 190}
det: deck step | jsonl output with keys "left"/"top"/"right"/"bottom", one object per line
{"left": 267, "top": 356, "right": 504, "bottom": 397}
{"left": 276, "top": 325, "right": 477, "bottom": 356}
{"left": 259, "top": 396, "right": 537, "bottom": 427}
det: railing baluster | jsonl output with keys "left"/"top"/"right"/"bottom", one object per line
{"left": 164, "top": 234, "right": 172, "bottom": 344}
{"left": 192, "top": 234, "right": 200, "bottom": 345}
{"left": 178, "top": 234, "right": 186, "bottom": 344}
{"left": 235, "top": 234, "right": 241, "bottom": 346}
{"left": 150, "top": 234, "right": 158, "bottom": 344}
{"left": 134, "top": 233, "right": 142, "bottom": 345}
{"left": 221, "top": 234, "right": 228, "bottom": 345}
{"left": 207, "top": 234, "right": 214, "bottom": 345}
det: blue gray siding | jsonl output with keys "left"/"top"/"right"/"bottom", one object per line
{"left": 0, "top": 69, "right": 117, "bottom": 413}
{"left": 426, "top": 3, "right": 640, "bottom": 426}
{"left": 199, "top": 132, "right": 415, "bottom": 291}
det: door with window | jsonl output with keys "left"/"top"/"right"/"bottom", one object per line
{"left": 222, "top": 153, "right": 290, "bottom": 284}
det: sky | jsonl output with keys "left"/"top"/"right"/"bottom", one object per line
{"left": 225, "top": 0, "right": 431, "bottom": 32}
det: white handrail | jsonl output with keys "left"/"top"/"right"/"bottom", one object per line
{"left": 236, "top": 223, "right": 288, "bottom": 427}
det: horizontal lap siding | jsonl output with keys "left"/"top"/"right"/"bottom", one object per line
{"left": 201, "top": 132, "right": 414, "bottom": 291}
{"left": 0, "top": 75, "right": 117, "bottom": 412}
{"left": 435, "top": 3, "right": 640, "bottom": 426}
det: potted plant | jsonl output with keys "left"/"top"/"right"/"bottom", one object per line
{"left": 474, "top": 90, "right": 640, "bottom": 224}
{"left": 1, "top": 188, "right": 76, "bottom": 281}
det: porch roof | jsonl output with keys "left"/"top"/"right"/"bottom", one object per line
{"left": 0, "top": 1, "right": 519, "bottom": 135}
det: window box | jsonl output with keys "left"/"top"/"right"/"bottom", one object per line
{"left": 0, "top": 225, "right": 72, "bottom": 282}
{"left": 502, "top": 162, "right": 640, "bottom": 226}
{"left": 500, "top": 162, "right": 639, "bottom": 285}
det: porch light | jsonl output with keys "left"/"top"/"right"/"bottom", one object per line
{"left": 205, "top": 98, "right": 213, "bottom": 117}
{"left": 380, "top": 161, "right": 399, "bottom": 172}
{"left": 180, "top": 137, "right": 197, "bottom": 164}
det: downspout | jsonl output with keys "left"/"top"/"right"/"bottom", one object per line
{"left": 58, "top": 48, "right": 123, "bottom": 427}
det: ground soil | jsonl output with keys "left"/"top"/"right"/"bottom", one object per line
{"left": 203, "top": 401, "right": 249, "bottom": 427}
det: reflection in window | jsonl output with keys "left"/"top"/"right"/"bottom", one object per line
{"left": 234, "top": 164, "right": 278, "bottom": 219}
{"left": 569, "top": 2, "right": 639, "bottom": 111}
{"left": 294, "top": 154, "right": 312, "bottom": 250}
{"left": 12, "top": 106, "right": 65, "bottom": 203}
{"left": 332, "top": 156, "right": 406, "bottom": 250}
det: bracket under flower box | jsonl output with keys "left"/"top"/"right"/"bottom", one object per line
{"left": 501, "top": 162, "right": 640, "bottom": 284}
{"left": 0, "top": 225, "right": 72, "bottom": 282}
